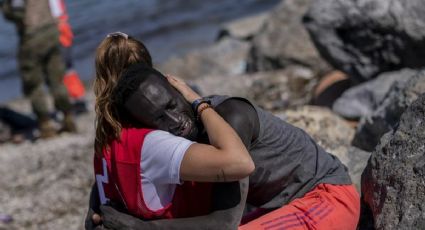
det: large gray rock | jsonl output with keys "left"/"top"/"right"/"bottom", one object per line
{"left": 353, "top": 69, "right": 425, "bottom": 151}
{"left": 277, "top": 106, "right": 371, "bottom": 191}
{"left": 304, "top": 0, "right": 425, "bottom": 83}
{"left": 247, "top": 0, "right": 329, "bottom": 74}
{"left": 194, "top": 65, "right": 317, "bottom": 111}
{"left": 360, "top": 93, "right": 425, "bottom": 230}
{"left": 217, "top": 13, "right": 268, "bottom": 41}
{"left": 279, "top": 106, "right": 355, "bottom": 150}
{"left": 160, "top": 37, "right": 250, "bottom": 80}
{"left": 332, "top": 69, "right": 417, "bottom": 120}
{"left": 249, "top": 66, "right": 317, "bottom": 110}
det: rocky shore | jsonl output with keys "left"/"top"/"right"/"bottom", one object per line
{"left": 1, "top": 0, "right": 425, "bottom": 229}
{"left": 0, "top": 98, "right": 95, "bottom": 230}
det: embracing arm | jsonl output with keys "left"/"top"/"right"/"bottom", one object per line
{"left": 101, "top": 177, "right": 249, "bottom": 230}
{"left": 85, "top": 183, "right": 102, "bottom": 230}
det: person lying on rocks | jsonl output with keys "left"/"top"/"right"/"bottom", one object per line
{"left": 86, "top": 32, "right": 360, "bottom": 230}
{"left": 0, "top": 106, "right": 38, "bottom": 143}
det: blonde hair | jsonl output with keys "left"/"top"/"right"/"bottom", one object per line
{"left": 94, "top": 35, "right": 152, "bottom": 154}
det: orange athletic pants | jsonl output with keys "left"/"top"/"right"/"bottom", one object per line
{"left": 239, "top": 184, "right": 360, "bottom": 230}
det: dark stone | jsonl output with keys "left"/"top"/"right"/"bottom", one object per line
{"left": 360, "top": 93, "right": 425, "bottom": 230}
{"left": 247, "top": 0, "right": 330, "bottom": 74}
{"left": 304, "top": 0, "right": 425, "bottom": 83}
{"left": 353, "top": 69, "right": 425, "bottom": 151}
{"left": 358, "top": 198, "right": 375, "bottom": 230}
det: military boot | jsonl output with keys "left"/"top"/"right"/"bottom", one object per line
{"left": 61, "top": 112, "right": 77, "bottom": 133}
{"left": 39, "top": 117, "right": 58, "bottom": 139}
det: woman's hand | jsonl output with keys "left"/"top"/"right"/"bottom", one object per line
{"left": 166, "top": 74, "right": 201, "bottom": 103}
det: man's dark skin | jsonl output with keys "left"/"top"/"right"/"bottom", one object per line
{"left": 86, "top": 70, "right": 260, "bottom": 230}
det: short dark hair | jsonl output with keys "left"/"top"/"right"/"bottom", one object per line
{"left": 111, "top": 63, "right": 166, "bottom": 125}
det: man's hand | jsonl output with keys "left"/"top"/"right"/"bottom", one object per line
{"left": 98, "top": 178, "right": 249, "bottom": 230}
{"left": 85, "top": 208, "right": 103, "bottom": 229}
{"left": 166, "top": 74, "right": 201, "bottom": 104}
{"left": 100, "top": 206, "right": 148, "bottom": 230}
{"left": 85, "top": 183, "right": 105, "bottom": 230}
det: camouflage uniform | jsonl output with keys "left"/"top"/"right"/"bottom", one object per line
{"left": 2, "top": 0, "right": 75, "bottom": 135}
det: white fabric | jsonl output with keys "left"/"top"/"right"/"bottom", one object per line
{"left": 96, "top": 158, "right": 110, "bottom": 205}
{"left": 140, "top": 130, "right": 194, "bottom": 211}
{"left": 48, "top": 0, "right": 64, "bottom": 18}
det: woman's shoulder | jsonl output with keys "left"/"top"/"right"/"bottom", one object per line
{"left": 120, "top": 126, "right": 154, "bottom": 136}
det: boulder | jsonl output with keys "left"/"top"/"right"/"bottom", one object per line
{"left": 304, "top": 0, "right": 425, "bottom": 83}
{"left": 250, "top": 66, "right": 317, "bottom": 110}
{"left": 360, "top": 93, "right": 425, "bottom": 230}
{"left": 276, "top": 106, "right": 370, "bottom": 191}
{"left": 279, "top": 106, "right": 354, "bottom": 150}
{"left": 247, "top": 0, "right": 330, "bottom": 74}
{"left": 159, "top": 37, "right": 250, "bottom": 80}
{"left": 333, "top": 69, "right": 417, "bottom": 120}
{"left": 194, "top": 65, "right": 317, "bottom": 111}
{"left": 353, "top": 69, "right": 425, "bottom": 151}
{"left": 217, "top": 13, "right": 268, "bottom": 41}
{"left": 192, "top": 71, "right": 257, "bottom": 99}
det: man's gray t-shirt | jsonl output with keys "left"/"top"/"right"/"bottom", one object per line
{"left": 207, "top": 95, "right": 352, "bottom": 209}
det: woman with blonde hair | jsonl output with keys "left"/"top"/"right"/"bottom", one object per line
{"left": 90, "top": 32, "right": 253, "bottom": 224}
{"left": 93, "top": 32, "right": 152, "bottom": 155}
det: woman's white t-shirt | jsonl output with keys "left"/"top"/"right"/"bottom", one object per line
{"left": 140, "top": 130, "right": 194, "bottom": 211}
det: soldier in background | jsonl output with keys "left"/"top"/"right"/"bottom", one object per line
{"left": 1, "top": 0, "right": 77, "bottom": 138}
{"left": 50, "top": 0, "right": 88, "bottom": 113}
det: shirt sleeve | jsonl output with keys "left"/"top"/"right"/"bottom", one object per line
{"left": 141, "top": 130, "right": 194, "bottom": 184}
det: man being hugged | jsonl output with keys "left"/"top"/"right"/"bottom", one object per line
{"left": 87, "top": 33, "right": 360, "bottom": 230}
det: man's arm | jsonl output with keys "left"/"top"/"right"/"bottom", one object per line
{"left": 101, "top": 177, "right": 249, "bottom": 230}
{"left": 91, "top": 98, "right": 259, "bottom": 230}
{"left": 85, "top": 183, "right": 102, "bottom": 230}
{"left": 214, "top": 98, "right": 259, "bottom": 148}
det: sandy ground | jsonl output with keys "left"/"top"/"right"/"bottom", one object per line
{"left": 0, "top": 97, "right": 96, "bottom": 230}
